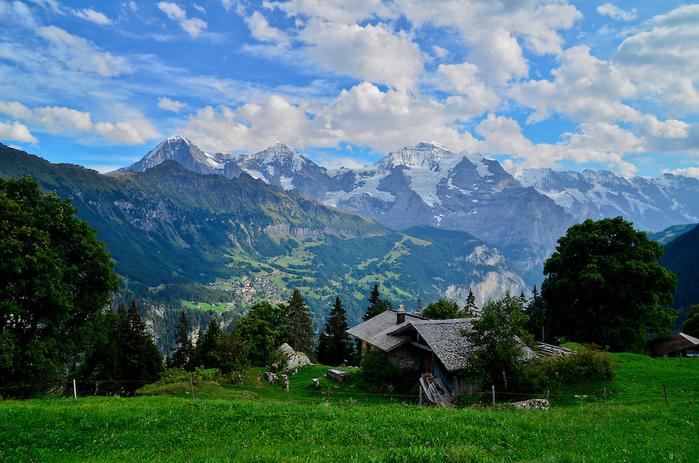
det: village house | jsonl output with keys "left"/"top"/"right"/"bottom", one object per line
{"left": 347, "top": 306, "right": 535, "bottom": 403}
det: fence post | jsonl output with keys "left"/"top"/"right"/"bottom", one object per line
{"left": 663, "top": 383, "right": 668, "bottom": 404}
{"left": 73, "top": 379, "right": 77, "bottom": 399}
{"left": 546, "top": 390, "right": 550, "bottom": 402}
{"left": 419, "top": 386, "right": 423, "bottom": 406}
{"left": 190, "top": 375, "right": 195, "bottom": 400}
{"left": 327, "top": 385, "right": 330, "bottom": 404}
{"left": 492, "top": 385, "right": 495, "bottom": 407}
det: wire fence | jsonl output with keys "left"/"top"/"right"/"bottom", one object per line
{"left": 2, "top": 376, "right": 697, "bottom": 408}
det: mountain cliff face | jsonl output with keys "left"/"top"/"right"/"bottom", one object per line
{"left": 513, "top": 168, "right": 699, "bottom": 232}
{"left": 119, "top": 138, "right": 574, "bottom": 283}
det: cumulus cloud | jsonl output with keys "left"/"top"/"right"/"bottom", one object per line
{"left": 245, "top": 11, "right": 290, "bottom": 45}
{"left": 0, "top": 1, "right": 38, "bottom": 29}
{"left": 37, "top": 26, "right": 130, "bottom": 76}
{"left": 476, "top": 114, "right": 642, "bottom": 175}
{"left": 265, "top": 0, "right": 395, "bottom": 24}
{"left": 72, "top": 8, "right": 113, "bottom": 25}
{"left": 437, "top": 62, "right": 500, "bottom": 111}
{"left": 0, "top": 101, "right": 146, "bottom": 145}
{"left": 614, "top": 4, "right": 699, "bottom": 112}
{"left": 181, "top": 83, "right": 487, "bottom": 155}
{"left": 664, "top": 167, "right": 699, "bottom": 180}
{"left": 157, "top": 2, "right": 207, "bottom": 37}
{"left": 0, "top": 121, "right": 38, "bottom": 143}
{"left": 297, "top": 20, "right": 424, "bottom": 91}
{"left": 158, "top": 97, "right": 187, "bottom": 112}
{"left": 597, "top": 3, "right": 637, "bottom": 21}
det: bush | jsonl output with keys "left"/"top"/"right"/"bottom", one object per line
{"left": 521, "top": 348, "right": 616, "bottom": 392}
{"left": 359, "top": 349, "right": 402, "bottom": 391}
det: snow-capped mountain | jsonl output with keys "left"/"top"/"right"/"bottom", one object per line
{"left": 512, "top": 168, "right": 699, "bottom": 232}
{"left": 114, "top": 135, "right": 224, "bottom": 176}
{"left": 117, "top": 138, "right": 575, "bottom": 283}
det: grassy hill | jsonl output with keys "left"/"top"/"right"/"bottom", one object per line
{"left": 1, "top": 354, "right": 697, "bottom": 462}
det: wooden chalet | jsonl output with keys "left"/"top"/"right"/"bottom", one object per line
{"left": 347, "top": 306, "right": 535, "bottom": 400}
{"left": 649, "top": 332, "right": 699, "bottom": 357}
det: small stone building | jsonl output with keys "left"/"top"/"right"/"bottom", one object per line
{"left": 347, "top": 307, "right": 535, "bottom": 398}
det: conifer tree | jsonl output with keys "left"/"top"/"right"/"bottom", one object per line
{"left": 465, "top": 288, "right": 478, "bottom": 316}
{"left": 285, "top": 289, "right": 315, "bottom": 355}
{"left": 523, "top": 286, "right": 546, "bottom": 342}
{"left": 191, "top": 318, "right": 223, "bottom": 369}
{"left": 171, "top": 311, "right": 194, "bottom": 370}
{"left": 317, "top": 296, "right": 355, "bottom": 366}
{"left": 363, "top": 283, "right": 393, "bottom": 321}
{"left": 415, "top": 295, "right": 424, "bottom": 315}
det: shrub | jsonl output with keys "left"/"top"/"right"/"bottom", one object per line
{"left": 359, "top": 349, "right": 402, "bottom": 391}
{"left": 521, "top": 348, "right": 615, "bottom": 392}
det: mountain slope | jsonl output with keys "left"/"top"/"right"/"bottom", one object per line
{"left": 120, "top": 137, "right": 572, "bottom": 284}
{"left": 659, "top": 223, "right": 699, "bottom": 318}
{"left": 1, "top": 143, "right": 525, "bottom": 341}
{"left": 513, "top": 167, "right": 699, "bottom": 232}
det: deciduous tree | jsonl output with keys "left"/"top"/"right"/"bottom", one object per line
{"left": 0, "top": 176, "right": 120, "bottom": 396}
{"left": 421, "top": 299, "right": 463, "bottom": 320}
{"left": 233, "top": 301, "right": 288, "bottom": 366}
{"left": 542, "top": 217, "right": 677, "bottom": 352}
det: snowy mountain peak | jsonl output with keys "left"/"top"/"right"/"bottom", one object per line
{"left": 379, "top": 142, "right": 456, "bottom": 171}
{"left": 145, "top": 135, "right": 194, "bottom": 160}
{"left": 250, "top": 142, "right": 307, "bottom": 172}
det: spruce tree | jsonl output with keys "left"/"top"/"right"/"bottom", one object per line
{"left": 363, "top": 283, "right": 393, "bottom": 321}
{"left": 191, "top": 318, "right": 223, "bottom": 369}
{"left": 317, "top": 296, "right": 355, "bottom": 366}
{"left": 465, "top": 288, "right": 478, "bottom": 316}
{"left": 523, "top": 285, "right": 546, "bottom": 342}
{"left": 286, "top": 289, "right": 315, "bottom": 355}
{"left": 416, "top": 295, "right": 424, "bottom": 315}
{"left": 171, "top": 311, "right": 194, "bottom": 370}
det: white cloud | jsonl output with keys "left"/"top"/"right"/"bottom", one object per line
{"left": 37, "top": 26, "right": 130, "bottom": 77}
{"left": 192, "top": 3, "right": 206, "bottom": 14}
{"left": 157, "top": 2, "right": 208, "bottom": 37}
{"left": 181, "top": 83, "right": 487, "bottom": 155}
{"left": 0, "top": 101, "right": 146, "bottom": 145}
{"left": 508, "top": 45, "right": 637, "bottom": 123}
{"left": 597, "top": 3, "right": 637, "bottom": 21}
{"left": 0, "top": 1, "right": 38, "bottom": 29}
{"left": 265, "top": 0, "right": 395, "bottom": 24}
{"left": 469, "top": 28, "right": 528, "bottom": 86}
{"left": 614, "top": 4, "right": 699, "bottom": 112}
{"left": 158, "top": 97, "right": 187, "bottom": 112}
{"left": 432, "top": 45, "right": 448, "bottom": 59}
{"left": 26, "top": 0, "right": 62, "bottom": 14}
{"left": 0, "top": 121, "right": 38, "bottom": 143}
{"left": 437, "top": 62, "right": 500, "bottom": 111}
{"left": 664, "top": 167, "right": 699, "bottom": 180}
{"left": 72, "top": 8, "right": 113, "bottom": 25}
{"left": 297, "top": 20, "right": 424, "bottom": 91}
{"left": 476, "top": 114, "right": 642, "bottom": 174}
{"left": 245, "top": 11, "right": 290, "bottom": 45}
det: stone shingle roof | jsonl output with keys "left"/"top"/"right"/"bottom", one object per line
{"left": 410, "top": 319, "right": 476, "bottom": 372}
{"left": 346, "top": 310, "right": 423, "bottom": 352}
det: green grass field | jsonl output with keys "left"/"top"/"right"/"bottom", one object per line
{"left": 1, "top": 356, "right": 697, "bottom": 462}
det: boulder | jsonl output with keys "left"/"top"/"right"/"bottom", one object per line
{"left": 263, "top": 372, "right": 278, "bottom": 383}
{"left": 278, "top": 343, "right": 313, "bottom": 370}
{"left": 511, "top": 399, "right": 549, "bottom": 410}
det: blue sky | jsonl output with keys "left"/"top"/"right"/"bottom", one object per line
{"left": 1, "top": 0, "right": 698, "bottom": 178}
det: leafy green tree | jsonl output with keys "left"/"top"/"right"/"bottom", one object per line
{"left": 421, "top": 299, "right": 463, "bottom": 320}
{"left": 0, "top": 176, "right": 120, "bottom": 396}
{"left": 683, "top": 304, "right": 699, "bottom": 337}
{"left": 363, "top": 283, "right": 393, "bottom": 321}
{"left": 317, "top": 296, "right": 355, "bottom": 366}
{"left": 462, "top": 293, "right": 531, "bottom": 392}
{"left": 170, "top": 311, "right": 194, "bottom": 370}
{"left": 212, "top": 330, "right": 249, "bottom": 373}
{"left": 523, "top": 286, "right": 546, "bottom": 342}
{"left": 542, "top": 217, "right": 677, "bottom": 353}
{"left": 233, "top": 301, "right": 289, "bottom": 366}
{"left": 359, "top": 348, "right": 402, "bottom": 391}
{"left": 285, "top": 289, "right": 315, "bottom": 355}
{"left": 465, "top": 288, "right": 478, "bottom": 316}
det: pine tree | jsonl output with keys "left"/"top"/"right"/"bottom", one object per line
{"left": 465, "top": 288, "right": 478, "bottom": 316}
{"left": 363, "top": 283, "right": 393, "bottom": 321}
{"left": 191, "top": 318, "right": 223, "bottom": 369}
{"left": 171, "top": 311, "right": 194, "bottom": 370}
{"left": 286, "top": 289, "right": 315, "bottom": 355}
{"left": 523, "top": 285, "right": 546, "bottom": 342}
{"left": 416, "top": 295, "right": 424, "bottom": 315}
{"left": 317, "top": 296, "right": 355, "bottom": 366}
